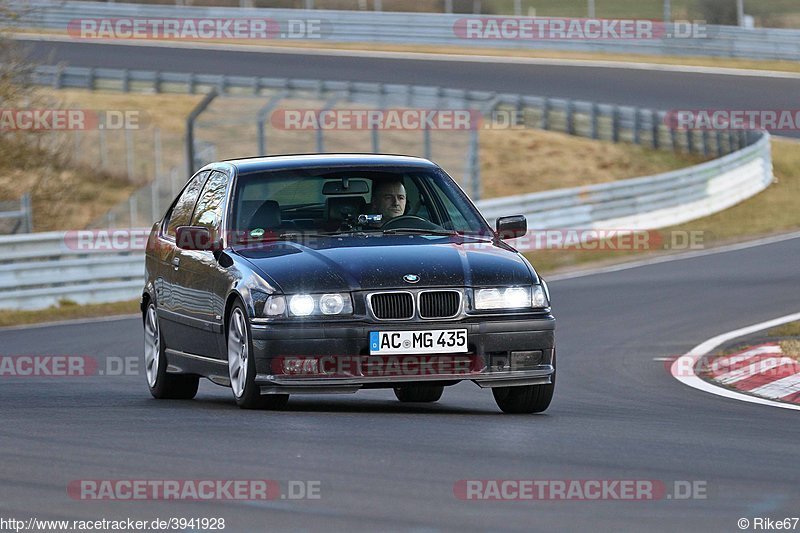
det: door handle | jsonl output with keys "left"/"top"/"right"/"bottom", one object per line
{"left": 171, "top": 257, "right": 180, "bottom": 269}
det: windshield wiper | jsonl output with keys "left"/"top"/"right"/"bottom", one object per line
{"left": 381, "top": 228, "right": 459, "bottom": 236}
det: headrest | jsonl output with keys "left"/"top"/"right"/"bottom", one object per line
{"left": 248, "top": 200, "right": 281, "bottom": 229}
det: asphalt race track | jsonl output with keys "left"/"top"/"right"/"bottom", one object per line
{"left": 17, "top": 39, "right": 800, "bottom": 135}
{"left": 4, "top": 37, "right": 800, "bottom": 532}
{"left": 1, "top": 236, "right": 799, "bottom": 531}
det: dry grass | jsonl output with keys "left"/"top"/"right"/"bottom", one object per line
{"left": 0, "top": 299, "right": 140, "bottom": 328}
{"left": 780, "top": 340, "right": 800, "bottom": 361}
{"left": 480, "top": 128, "right": 708, "bottom": 197}
{"left": 769, "top": 321, "right": 800, "bottom": 338}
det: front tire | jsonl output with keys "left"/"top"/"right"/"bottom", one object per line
{"left": 143, "top": 302, "right": 199, "bottom": 400}
{"left": 393, "top": 384, "right": 444, "bottom": 403}
{"left": 492, "top": 351, "right": 556, "bottom": 414}
{"left": 227, "top": 302, "right": 289, "bottom": 410}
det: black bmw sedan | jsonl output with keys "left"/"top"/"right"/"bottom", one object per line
{"left": 142, "top": 154, "right": 555, "bottom": 413}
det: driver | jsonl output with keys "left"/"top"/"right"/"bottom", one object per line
{"left": 370, "top": 180, "right": 407, "bottom": 222}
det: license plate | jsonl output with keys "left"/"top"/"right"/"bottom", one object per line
{"left": 369, "top": 329, "right": 468, "bottom": 355}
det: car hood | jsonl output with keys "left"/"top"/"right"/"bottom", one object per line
{"left": 232, "top": 234, "right": 537, "bottom": 293}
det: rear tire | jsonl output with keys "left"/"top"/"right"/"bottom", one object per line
{"left": 393, "top": 384, "right": 444, "bottom": 403}
{"left": 143, "top": 302, "right": 199, "bottom": 400}
{"left": 492, "top": 350, "right": 556, "bottom": 414}
{"left": 228, "top": 302, "right": 289, "bottom": 410}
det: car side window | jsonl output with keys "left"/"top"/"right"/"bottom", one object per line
{"left": 191, "top": 171, "right": 229, "bottom": 234}
{"left": 165, "top": 171, "right": 210, "bottom": 238}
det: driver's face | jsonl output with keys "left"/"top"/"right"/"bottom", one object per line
{"left": 373, "top": 182, "right": 406, "bottom": 220}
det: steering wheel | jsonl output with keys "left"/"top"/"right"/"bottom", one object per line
{"left": 381, "top": 215, "right": 441, "bottom": 231}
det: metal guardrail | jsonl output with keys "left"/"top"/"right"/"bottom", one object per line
{"left": 0, "top": 130, "right": 772, "bottom": 310}
{"left": 11, "top": 0, "right": 800, "bottom": 61}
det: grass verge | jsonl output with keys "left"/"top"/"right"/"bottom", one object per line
{"left": 0, "top": 299, "right": 140, "bottom": 328}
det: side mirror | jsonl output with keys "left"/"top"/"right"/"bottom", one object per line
{"left": 175, "top": 226, "right": 221, "bottom": 251}
{"left": 496, "top": 215, "right": 527, "bottom": 240}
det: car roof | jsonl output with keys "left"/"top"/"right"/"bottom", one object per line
{"left": 214, "top": 154, "right": 438, "bottom": 175}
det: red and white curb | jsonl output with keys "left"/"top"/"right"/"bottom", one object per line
{"left": 671, "top": 312, "right": 800, "bottom": 411}
{"left": 701, "top": 343, "right": 800, "bottom": 404}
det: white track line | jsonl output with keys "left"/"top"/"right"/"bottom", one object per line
{"left": 12, "top": 32, "right": 800, "bottom": 80}
{"left": 671, "top": 312, "right": 800, "bottom": 411}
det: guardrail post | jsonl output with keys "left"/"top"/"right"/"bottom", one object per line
{"left": 566, "top": 100, "right": 575, "bottom": 135}
{"left": 122, "top": 69, "right": 130, "bottom": 92}
{"left": 701, "top": 130, "right": 710, "bottom": 157}
{"left": 686, "top": 129, "right": 694, "bottom": 153}
{"left": 20, "top": 193, "right": 32, "bottom": 233}
{"left": 445, "top": 0, "right": 453, "bottom": 13}
{"left": 540, "top": 98, "right": 550, "bottom": 130}
{"left": 715, "top": 130, "right": 723, "bottom": 157}
{"left": 88, "top": 68, "right": 96, "bottom": 90}
{"left": 423, "top": 123, "right": 432, "bottom": 159}
{"left": 590, "top": 103, "right": 599, "bottom": 140}
{"left": 651, "top": 110, "right": 660, "bottom": 149}
{"left": 670, "top": 126, "right": 678, "bottom": 152}
{"left": 612, "top": 106, "right": 620, "bottom": 143}
{"left": 185, "top": 89, "right": 218, "bottom": 177}
{"left": 633, "top": 108, "right": 641, "bottom": 145}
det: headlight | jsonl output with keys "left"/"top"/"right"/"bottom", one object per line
{"left": 475, "top": 287, "right": 531, "bottom": 310}
{"left": 289, "top": 294, "right": 315, "bottom": 317}
{"left": 265, "top": 293, "right": 353, "bottom": 317}
{"left": 473, "top": 285, "right": 549, "bottom": 310}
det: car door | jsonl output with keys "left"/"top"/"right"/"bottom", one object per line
{"left": 169, "top": 170, "right": 230, "bottom": 359}
{"left": 157, "top": 170, "right": 210, "bottom": 349}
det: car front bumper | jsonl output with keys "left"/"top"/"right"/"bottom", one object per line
{"left": 250, "top": 315, "right": 555, "bottom": 394}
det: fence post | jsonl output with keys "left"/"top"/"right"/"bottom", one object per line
{"left": 256, "top": 91, "right": 288, "bottom": 156}
{"left": 185, "top": 89, "right": 218, "bottom": 177}
{"left": 317, "top": 96, "right": 340, "bottom": 153}
{"left": 125, "top": 129, "right": 135, "bottom": 179}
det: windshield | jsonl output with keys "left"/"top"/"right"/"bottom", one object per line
{"left": 230, "top": 165, "right": 491, "bottom": 241}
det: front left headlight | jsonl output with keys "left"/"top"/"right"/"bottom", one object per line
{"left": 473, "top": 285, "right": 549, "bottom": 310}
{"left": 264, "top": 293, "right": 353, "bottom": 318}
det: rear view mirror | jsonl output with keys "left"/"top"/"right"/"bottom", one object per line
{"left": 322, "top": 179, "right": 370, "bottom": 195}
{"left": 496, "top": 215, "right": 527, "bottom": 240}
{"left": 176, "top": 226, "right": 221, "bottom": 251}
